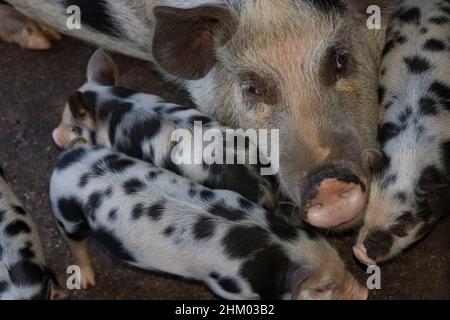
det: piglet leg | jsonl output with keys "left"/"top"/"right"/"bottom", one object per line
{"left": 66, "top": 238, "right": 97, "bottom": 289}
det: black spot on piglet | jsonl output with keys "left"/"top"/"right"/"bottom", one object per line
{"left": 390, "top": 212, "right": 417, "bottom": 237}
{"left": 423, "top": 39, "right": 446, "bottom": 52}
{"left": 123, "top": 179, "right": 146, "bottom": 195}
{"left": 56, "top": 148, "right": 86, "bottom": 171}
{"left": 58, "top": 198, "right": 85, "bottom": 224}
{"left": 363, "top": 230, "right": 393, "bottom": 261}
{"left": 62, "top": 0, "right": 124, "bottom": 38}
{"left": 92, "top": 228, "right": 135, "bottom": 262}
{"left": 193, "top": 216, "right": 216, "bottom": 240}
{"left": 8, "top": 260, "right": 47, "bottom": 286}
{"left": 396, "top": 7, "right": 422, "bottom": 24}
{"left": 13, "top": 206, "right": 27, "bottom": 216}
{"left": 5, "top": 221, "right": 32, "bottom": 237}
{"left": 147, "top": 200, "right": 166, "bottom": 221}
{"left": 404, "top": 56, "right": 432, "bottom": 74}
{"left": 217, "top": 277, "right": 241, "bottom": 294}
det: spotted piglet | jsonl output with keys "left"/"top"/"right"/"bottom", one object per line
{"left": 0, "top": 166, "right": 61, "bottom": 299}
{"left": 53, "top": 49, "right": 275, "bottom": 210}
{"left": 50, "top": 142, "right": 367, "bottom": 300}
{"left": 354, "top": 0, "right": 450, "bottom": 265}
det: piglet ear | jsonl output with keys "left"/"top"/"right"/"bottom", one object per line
{"left": 68, "top": 91, "right": 96, "bottom": 131}
{"left": 417, "top": 166, "right": 450, "bottom": 216}
{"left": 286, "top": 264, "right": 312, "bottom": 299}
{"left": 86, "top": 49, "right": 119, "bottom": 86}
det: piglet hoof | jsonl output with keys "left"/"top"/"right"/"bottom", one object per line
{"left": 79, "top": 266, "right": 96, "bottom": 289}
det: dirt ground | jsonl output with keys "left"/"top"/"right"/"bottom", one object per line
{"left": 0, "top": 38, "right": 449, "bottom": 300}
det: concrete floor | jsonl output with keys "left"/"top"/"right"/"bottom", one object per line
{"left": 0, "top": 38, "right": 449, "bottom": 300}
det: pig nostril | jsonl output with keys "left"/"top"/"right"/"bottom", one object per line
{"left": 310, "top": 203, "right": 324, "bottom": 210}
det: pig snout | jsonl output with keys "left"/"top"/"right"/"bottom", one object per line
{"left": 53, "top": 126, "right": 76, "bottom": 149}
{"left": 52, "top": 127, "right": 66, "bottom": 148}
{"left": 302, "top": 167, "right": 367, "bottom": 229}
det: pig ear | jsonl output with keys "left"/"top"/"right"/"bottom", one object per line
{"left": 152, "top": 5, "right": 238, "bottom": 80}
{"left": 417, "top": 167, "right": 450, "bottom": 216}
{"left": 86, "top": 49, "right": 119, "bottom": 86}
{"left": 286, "top": 264, "right": 312, "bottom": 298}
{"left": 68, "top": 91, "right": 96, "bottom": 130}
{"left": 362, "top": 149, "right": 383, "bottom": 172}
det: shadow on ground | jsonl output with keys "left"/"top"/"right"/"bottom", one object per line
{"left": 0, "top": 38, "right": 448, "bottom": 300}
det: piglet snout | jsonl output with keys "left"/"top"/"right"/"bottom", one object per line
{"left": 304, "top": 178, "right": 367, "bottom": 229}
{"left": 353, "top": 243, "right": 377, "bottom": 266}
{"left": 52, "top": 127, "right": 65, "bottom": 148}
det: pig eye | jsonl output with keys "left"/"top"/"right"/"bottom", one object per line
{"left": 335, "top": 54, "right": 348, "bottom": 73}
{"left": 240, "top": 72, "right": 280, "bottom": 105}
{"left": 246, "top": 84, "right": 261, "bottom": 96}
{"left": 70, "top": 126, "right": 82, "bottom": 135}
{"left": 320, "top": 48, "right": 353, "bottom": 86}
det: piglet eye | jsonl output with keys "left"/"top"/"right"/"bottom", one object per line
{"left": 71, "top": 126, "right": 82, "bottom": 135}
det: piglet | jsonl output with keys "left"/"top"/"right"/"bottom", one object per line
{"left": 50, "top": 141, "right": 367, "bottom": 300}
{"left": 53, "top": 49, "right": 275, "bottom": 210}
{"left": 0, "top": 165, "right": 61, "bottom": 299}
{"left": 354, "top": 0, "right": 450, "bottom": 265}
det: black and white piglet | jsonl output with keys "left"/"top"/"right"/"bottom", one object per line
{"left": 354, "top": 0, "right": 450, "bottom": 265}
{"left": 0, "top": 166, "right": 60, "bottom": 299}
{"left": 53, "top": 49, "right": 275, "bottom": 209}
{"left": 49, "top": 142, "right": 367, "bottom": 300}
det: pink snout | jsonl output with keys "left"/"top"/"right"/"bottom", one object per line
{"left": 353, "top": 243, "right": 377, "bottom": 266}
{"left": 52, "top": 127, "right": 67, "bottom": 149}
{"left": 304, "top": 179, "right": 367, "bottom": 229}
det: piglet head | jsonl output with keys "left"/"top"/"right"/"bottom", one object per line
{"left": 287, "top": 259, "right": 368, "bottom": 300}
{"left": 288, "top": 265, "right": 367, "bottom": 300}
{"left": 354, "top": 166, "right": 449, "bottom": 266}
{"left": 52, "top": 91, "right": 97, "bottom": 148}
{"left": 53, "top": 49, "right": 119, "bottom": 149}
